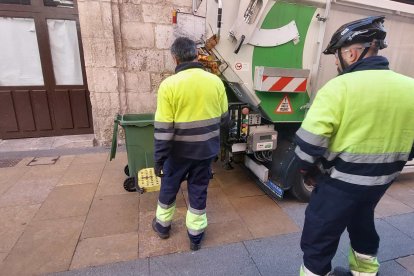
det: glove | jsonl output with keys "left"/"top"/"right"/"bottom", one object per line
{"left": 154, "top": 161, "right": 164, "bottom": 177}
{"left": 300, "top": 166, "right": 322, "bottom": 187}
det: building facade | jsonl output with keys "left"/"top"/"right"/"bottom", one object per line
{"left": 0, "top": 0, "right": 191, "bottom": 145}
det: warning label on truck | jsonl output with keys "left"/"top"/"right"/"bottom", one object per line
{"left": 274, "top": 95, "right": 293, "bottom": 114}
{"left": 234, "top": 62, "right": 249, "bottom": 72}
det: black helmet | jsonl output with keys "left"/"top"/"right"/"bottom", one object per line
{"left": 323, "top": 16, "right": 387, "bottom": 55}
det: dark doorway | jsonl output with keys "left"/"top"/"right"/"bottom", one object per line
{"left": 0, "top": 0, "right": 93, "bottom": 139}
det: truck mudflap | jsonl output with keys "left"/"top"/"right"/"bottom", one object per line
{"left": 243, "top": 155, "right": 285, "bottom": 200}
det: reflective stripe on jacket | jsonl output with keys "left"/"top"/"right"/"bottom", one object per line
{"left": 154, "top": 62, "right": 228, "bottom": 163}
{"left": 295, "top": 56, "right": 414, "bottom": 186}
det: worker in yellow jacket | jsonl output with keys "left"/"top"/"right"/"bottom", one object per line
{"left": 152, "top": 37, "right": 229, "bottom": 251}
{"left": 295, "top": 16, "right": 414, "bottom": 276}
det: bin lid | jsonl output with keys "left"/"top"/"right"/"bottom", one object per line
{"left": 119, "top": 113, "right": 155, "bottom": 127}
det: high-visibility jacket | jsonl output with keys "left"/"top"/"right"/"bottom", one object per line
{"left": 295, "top": 56, "right": 414, "bottom": 186}
{"left": 154, "top": 62, "right": 228, "bottom": 163}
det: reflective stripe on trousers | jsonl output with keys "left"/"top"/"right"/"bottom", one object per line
{"left": 186, "top": 206, "right": 207, "bottom": 236}
{"left": 156, "top": 200, "right": 176, "bottom": 228}
{"left": 349, "top": 248, "right": 379, "bottom": 276}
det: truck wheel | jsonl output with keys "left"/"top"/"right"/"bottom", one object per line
{"left": 289, "top": 171, "right": 313, "bottom": 202}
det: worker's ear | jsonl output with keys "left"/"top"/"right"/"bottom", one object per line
{"left": 173, "top": 55, "right": 180, "bottom": 65}
{"left": 349, "top": 48, "right": 361, "bottom": 63}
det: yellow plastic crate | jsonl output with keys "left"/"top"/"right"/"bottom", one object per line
{"left": 138, "top": 168, "right": 161, "bottom": 192}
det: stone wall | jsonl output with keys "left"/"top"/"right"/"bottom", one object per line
{"left": 77, "top": 0, "right": 192, "bottom": 145}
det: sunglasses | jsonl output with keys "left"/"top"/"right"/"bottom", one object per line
{"left": 334, "top": 47, "right": 365, "bottom": 58}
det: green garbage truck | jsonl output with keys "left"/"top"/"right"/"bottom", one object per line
{"left": 173, "top": 0, "right": 414, "bottom": 202}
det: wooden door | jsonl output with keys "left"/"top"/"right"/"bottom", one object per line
{"left": 0, "top": 0, "right": 93, "bottom": 139}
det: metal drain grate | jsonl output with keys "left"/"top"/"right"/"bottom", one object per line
{"left": 0, "top": 159, "right": 22, "bottom": 168}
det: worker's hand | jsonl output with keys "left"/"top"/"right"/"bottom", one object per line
{"left": 154, "top": 162, "right": 164, "bottom": 177}
{"left": 300, "top": 166, "right": 322, "bottom": 187}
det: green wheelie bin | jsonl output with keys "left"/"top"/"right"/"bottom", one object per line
{"left": 110, "top": 113, "right": 160, "bottom": 193}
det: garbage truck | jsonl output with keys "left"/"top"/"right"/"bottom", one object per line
{"left": 173, "top": 0, "right": 414, "bottom": 202}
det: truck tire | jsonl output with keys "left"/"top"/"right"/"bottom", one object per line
{"left": 288, "top": 165, "right": 313, "bottom": 203}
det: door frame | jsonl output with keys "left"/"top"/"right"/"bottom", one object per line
{"left": 0, "top": 0, "right": 93, "bottom": 139}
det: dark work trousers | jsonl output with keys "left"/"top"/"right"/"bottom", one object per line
{"left": 301, "top": 176, "right": 391, "bottom": 275}
{"left": 156, "top": 156, "right": 213, "bottom": 244}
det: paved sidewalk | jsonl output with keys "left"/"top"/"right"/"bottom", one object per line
{"left": 0, "top": 147, "right": 413, "bottom": 275}
{"left": 50, "top": 173, "right": 414, "bottom": 276}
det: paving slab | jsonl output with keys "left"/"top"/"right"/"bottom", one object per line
{"left": 386, "top": 182, "right": 414, "bottom": 208}
{"left": 95, "top": 168, "right": 131, "bottom": 197}
{"left": 183, "top": 187, "right": 241, "bottom": 224}
{"left": 396, "top": 255, "right": 414, "bottom": 274}
{"left": 375, "top": 194, "right": 414, "bottom": 218}
{"left": 0, "top": 252, "right": 7, "bottom": 263}
{"left": 338, "top": 218, "right": 414, "bottom": 262}
{"left": 71, "top": 153, "right": 108, "bottom": 164}
{"left": 81, "top": 193, "right": 139, "bottom": 239}
{"left": 244, "top": 232, "right": 347, "bottom": 276}
{"left": 380, "top": 260, "right": 414, "bottom": 276}
{"left": 33, "top": 183, "right": 97, "bottom": 221}
{"left": 202, "top": 219, "right": 253, "bottom": 248}
{"left": 383, "top": 212, "right": 414, "bottom": 239}
{"left": 70, "top": 232, "right": 138, "bottom": 270}
{"left": 54, "top": 155, "right": 76, "bottom": 168}
{"left": 276, "top": 198, "right": 307, "bottom": 229}
{"left": 58, "top": 162, "right": 105, "bottom": 186}
{"left": 0, "top": 216, "right": 85, "bottom": 276}
{"left": 0, "top": 204, "right": 40, "bottom": 252}
{"left": 104, "top": 151, "right": 128, "bottom": 171}
{"left": 138, "top": 191, "right": 162, "bottom": 212}
{"left": 396, "top": 172, "right": 414, "bottom": 185}
{"left": 0, "top": 166, "right": 65, "bottom": 207}
{"left": 150, "top": 242, "right": 261, "bottom": 276}
{"left": 138, "top": 208, "right": 189, "bottom": 258}
{"left": 0, "top": 167, "right": 25, "bottom": 196}
{"left": 216, "top": 167, "right": 265, "bottom": 198}
{"left": 229, "top": 195, "right": 300, "bottom": 239}
{"left": 49, "top": 258, "right": 149, "bottom": 276}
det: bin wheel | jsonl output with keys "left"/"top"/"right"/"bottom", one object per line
{"left": 124, "top": 165, "right": 130, "bottom": 176}
{"left": 123, "top": 177, "right": 136, "bottom": 192}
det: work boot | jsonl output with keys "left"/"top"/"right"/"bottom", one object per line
{"left": 328, "top": 267, "right": 352, "bottom": 276}
{"left": 152, "top": 218, "right": 170, "bottom": 239}
{"left": 190, "top": 241, "right": 201, "bottom": 251}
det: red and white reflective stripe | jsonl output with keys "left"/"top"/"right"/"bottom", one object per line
{"left": 261, "top": 76, "right": 307, "bottom": 92}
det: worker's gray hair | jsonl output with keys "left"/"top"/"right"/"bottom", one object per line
{"left": 171, "top": 37, "right": 197, "bottom": 63}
